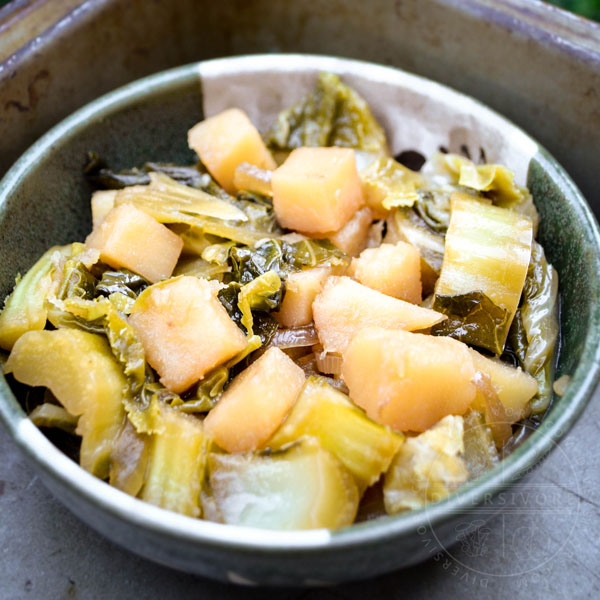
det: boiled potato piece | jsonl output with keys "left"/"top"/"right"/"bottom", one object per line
{"left": 328, "top": 206, "right": 374, "bottom": 257}
{"left": 268, "top": 377, "right": 403, "bottom": 490}
{"left": 342, "top": 327, "right": 476, "bottom": 432}
{"left": 384, "top": 415, "right": 468, "bottom": 513}
{"left": 5, "top": 329, "right": 126, "bottom": 478}
{"left": 233, "top": 162, "right": 273, "bottom": 196}
{"left": 312, "top": 276, "right": 446, "bottom": 354}
{"left": 349, "top": 242, "right": 422, "bottom": 304}
{"left": 271, "top": 147, "right": 364, "bottom": 234}
{"left": 91, "top": 190, "right": 117, "bottom": 228}
{"left": 469, "top": 349, "right": 537, "bottom": 422}
{"left": 207, "top": 438, "right": 359, "bottom": 530}
{"left": 141, "top": 406, "right": 207, "bottom": 517}
{"left": 385, "top": 208, "right": 445, "bottom": 296}
{"left": 86, "top": 203, "right": 183, "bottom": 283}
{"left": 129, "top": 277, "right": 247, "bottom": 394}
{"left": 188, "top": 108, "right": 276, "bottom": 193}
{"left": 204, "top": 347, "right": 305, "bottom": 453}
{"left": 275, "top": 267, "right": 332, "bottom": 327}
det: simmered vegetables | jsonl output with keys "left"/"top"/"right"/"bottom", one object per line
{"left": 0, "top": 72, "right": 560, "bottom": 530}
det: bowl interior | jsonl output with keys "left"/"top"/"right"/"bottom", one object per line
{"left": 0, "top": 55, "right": 599, "bottom": 568}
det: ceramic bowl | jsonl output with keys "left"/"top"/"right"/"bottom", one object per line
{"left": 0, "top": 55, "right": 599, "bottom": 586}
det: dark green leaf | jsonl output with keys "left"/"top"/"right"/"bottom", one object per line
{"left": 57, "top": 260, "right": 97, "bottom": 301}
{"left": 95, "top": 269, "right": 150, "bottom": 299}
{"left": 431, "top": 292, "right": 512, "bottom": 355}
{"left": 507, "top": 241, "right": 558, "bottom": 414}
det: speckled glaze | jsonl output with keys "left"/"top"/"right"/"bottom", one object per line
{"left": 0, "top": 56, "right": 599, "bottom": 586}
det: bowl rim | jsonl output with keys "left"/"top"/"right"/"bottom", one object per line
{"left": 1, "top": 53, "right": 599, "bottom": 554}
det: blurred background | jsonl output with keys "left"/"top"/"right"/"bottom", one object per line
{"left": 547, "top": 0, "right": 600, "bottom": 19}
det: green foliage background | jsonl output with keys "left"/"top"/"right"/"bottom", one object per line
{"left": 548, "top": 0, "right": 600, "bottom": 20}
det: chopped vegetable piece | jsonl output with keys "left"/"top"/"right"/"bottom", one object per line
{"left": 327, "top": 206, "right": 374, "bottom": 257}
{"left": 342, "top": 328, "right": 476, "bottom": 432}
{"left": 140, "top": 406, "right": 207, "bottom": 517}
{"left": 95, "top": 269, "right": 150, "bottom": 300}
{"left": 28, "top": 403, "right": 79, "bottom": 434}
{"left": 188, "top": 108, "right": 276, "bottom": 193}
{"left": 207, "top": 438, "right": 359, "bottom": 530}
{"left": 227, "top": 238, "right": 349, "bottom": 284}
{"left": 271, "top": 147, "right": 364, "bottom": 234}
{"left": 91, "top": 190, "right": 117, "bottom": 228}
{"left": 129, "top": 277, "right": 247, "bottom": 393}
{"left": 0, "top": 246, "right": 66, "bottom": 350}
{"left": 469, "top": 349, "right": 537, "bottom": 423}
{"left": 5, "top": 329, "right": 126, "bottom": 478}
{"left": 264, "top": 72, "right": 388, "bottom": 155}
{"left": 109, "top": 418, "right": 149, "bottom": 496}
{"left": 553, "top": 375, "right": 571, "bottom": 397}
{"left": 233, "top": 162, "right": 273, "bottom": 196}
{"left": 508, "top": 241, "right": 559, "bottom": 414}
{"left": 385, "top": 208, "right": 445, "bottom": 295}
{"left": 315, "top": 350, "right": 343, "bottom": 376}
{"left": 270, "top": 324, "right": 319, "bottom": 349}
{"left": 349, "top": 242, "right": 422, "bottom": 304}
{"left": 275, "top": 267, "right": 332, "bottom": 327}
{"left": 443, "top": 154, "right": 539, "bottom": 233}
{"left": 462, "top": 411, "right": 500, "bottom": 478}
{"left": 86, "top": 203, "right": 183, "bottom": 283}
{"left": 313, "top": 276, "right": 446, "bottom": 354}
{"left": 432, "top": 196, "right": 533, "bottom": 354}
{"left": 432, "top": 291, "right": 513, "bottom": 357}
{"left": 268, "top": 377, "right": 403, "bottom": 490}
{"left": 384, "top": 415, "right": 468, "bottom": 513}
{"left": 360, "top": 157, "right": 422, "bottom": 217}
{"left": 236, "top": 270, "right": 282, "bottom": 336}
{"left": 204, "top": 347, "right": 304, "bottom": 453}
{"left": 471, "top": 371, "right": 512, "bottom": 448}
{"left": 115, "top": 172, "right": 249, "bottom": 225}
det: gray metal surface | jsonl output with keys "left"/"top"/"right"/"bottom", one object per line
{"left": 2, "top": 391, "right": 598, "bottom": 599}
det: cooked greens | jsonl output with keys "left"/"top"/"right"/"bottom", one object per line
{"left": 432, "top": 196, "right": 533, "bottom": 355}
{"left": 508, "top": 241, "right": 559, "bottom": 414}
{"left": 1, "top": 72, "right": 561, "bottom": 531}
{"left": 264, "top": 72, "right": 388, "bottom": 155}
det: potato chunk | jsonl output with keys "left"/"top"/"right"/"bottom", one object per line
{"left": 188, "top": 108, "right": 276, "bottom": 193}
{"left": 5, "top": 329, "right": 126, "bottom": 478}
{"left": 349, "top": 242, "right": 422, "bottom": 303}
{"left": 342, "top": 328, "right": 476, "bottom": 432}
{"left": 313, "top": 276, "right": 445, "bottom": 354}
{"left": 129, "top": 277, "right": 247, "bottom": 393}
{"left": 204, "top": 347, "right": 305, "bottom": 453}
{"left": 328, "top": 206, "right": 373, "bottom": 257}
{"left": 86, "top": 203, "right": 183, "bottom": 283}
{"left": 91, "top": 190, "right": 116, "bottom": 228}
{"left": 469, "top": 349, "right": 537, "bottom": 422}
{"left": 271, "top": 147, "right": 364, "bottom": 234}
{"left": 275, "top": 267, "right": 332, "bottom": 327}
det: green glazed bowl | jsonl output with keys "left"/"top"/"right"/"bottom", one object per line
{"left": 0, "top": 55, "right": 599, "bottom": 586}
